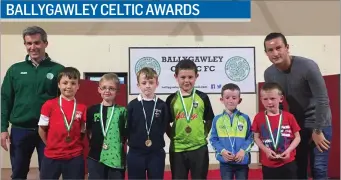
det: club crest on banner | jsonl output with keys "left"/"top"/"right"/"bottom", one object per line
{"left": 135, "top": 57, "right": 161, "bottom": 76}
{"left": 225, "top": 56, "right": 250, "bottom": 82}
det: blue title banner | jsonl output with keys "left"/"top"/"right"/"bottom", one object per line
{"left": 1, "top": 0, "right": 251, "bottom": 20}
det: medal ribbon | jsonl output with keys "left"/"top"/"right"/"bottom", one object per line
{"left": 178, "top": 88, "right": 196, "bottom": 123}
{"left": 265, "top": 111, "right": 283, "bottom": 151}
{"left": 100, "top": 104, "right": 115, "bottom": 138}
{"left": 223, "top": 111, "right": 240, "bottom": 154}
{"left": 141, "top": 96, "right": 157, "bottom": 138}
{"left": 59, "top": 96, "right": 77, "bottom": 134}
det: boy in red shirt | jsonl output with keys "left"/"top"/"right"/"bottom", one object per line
{"left": 252, "top": 82, "right": 301, "bottom": 179}
{"left": 38, "top": 67, "right": 87, "bottom": 180}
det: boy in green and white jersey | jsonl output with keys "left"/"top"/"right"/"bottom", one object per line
{"left": 166, "top": 60, "right": 215, "bottom": 179}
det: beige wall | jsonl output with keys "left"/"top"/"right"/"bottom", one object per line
{"left": 1, "top": 35, "right": 340, "bottom": 168}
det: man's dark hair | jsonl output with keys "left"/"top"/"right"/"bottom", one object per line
{"left": 263, "top": 32, "right": 288, "bottom": 52}
{"left": 261, "top": 82, "right": 284, "bottom": 95}
{"left": 174, "top": 60, "right": 198, "bottom": 75}
{"left": 22, "top": 26, "right": 48, "bottom": 43}
{"left": 57, "top": 67, "right": 81, "bottom": 83}
{"left": 221, "top": 83, "right": 241, "bottom": 97}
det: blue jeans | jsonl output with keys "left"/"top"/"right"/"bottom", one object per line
{"left": 220, "top": 163, "right": 249, "bottom": 180}
{"left": 296, "top": 126, "right": 332, "bottom": 180}
{"left": 311, "top": 126, "right": 332, "bottom": 180}
{"left": 10, "top": 127, "right": 45, "bottom": 180}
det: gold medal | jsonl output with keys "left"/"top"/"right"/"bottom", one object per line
{"left": 102, "top": 143, "right": 109, "bottom": 150}
{"left": 178, "top": 89, "right": 196, "bottom": 135}
{"left": 145, "top": 139, "right": 152, "bottom": 147}
{"left": 185, "top": 126, "right": 192, "bottom": 133}
{"left": 140, "top": 96, "right": 157, "bottom": 148}
{"left": 65, "top": 136, "right": 72, "bottom": 143}
{"left": 100, "top": 104, "right": 115, "bottom": 140}
{"left": 265, "top": 111, "right": 283, "bottom": 154}
{"left": 59, "top": 96, "right": 77, "bottom": 143}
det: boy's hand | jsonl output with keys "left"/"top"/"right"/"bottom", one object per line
{"left": 234, "top": 149, "right": 245, "bottom": 163}
{"left": 221, "top": 149, "right": 235, "bottom": 162}
{"left": 265, "top": 148, "right": 277, "bottom": 159}
{"left": 280, "top": 151, "right": 290, "bottom": 160}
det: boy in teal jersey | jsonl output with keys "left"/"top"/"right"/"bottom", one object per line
{"left": 166, "top": 60, "right": 215, "bottom": 179}
{"left": 209, "top": 83, "right": 254, "bottom": 180}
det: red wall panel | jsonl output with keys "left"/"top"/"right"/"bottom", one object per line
{"left": 76, "top": 80, "right": 127, "bottom": 107}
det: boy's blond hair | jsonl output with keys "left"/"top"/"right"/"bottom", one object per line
{"left": 261, "top": 82, "right": 284, "bottom": 95}
{"left": 136, "top": 67, "right": 158, "bottom": 83}
{"left": 99, "top": 73, "right": 120, "bottom": 89}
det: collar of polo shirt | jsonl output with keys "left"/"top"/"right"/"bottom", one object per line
{"left": 137, "top": 94, "right": 157, "bottom": 102}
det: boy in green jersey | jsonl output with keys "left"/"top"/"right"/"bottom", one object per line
{"left": 166, "top": 60, "right": 215, "bottom": 179}
{"left": 86, "top": 73, "right": 127, "bottom": 179}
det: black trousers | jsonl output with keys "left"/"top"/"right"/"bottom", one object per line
{"left": 40, "top": 155, "right": 85, "bottom": 180}
{"left": 262, "top": 161, "right": 297, "bottom": 179}
{"left": 169, "top": 145, "right": 209, "bottom": 180}
{"left": 127, "top": 148, "right": 166, "bottom": 180}
{"left": 10, "top": 127, "right": 45, "bottom": 180}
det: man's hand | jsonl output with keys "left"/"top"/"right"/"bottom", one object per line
{"left": 1, "top": 132, "right": 10, "bottom": 151}
{"left": 265, "top": 148, "right": 277, "bottom": 160}
{"left": 221, "top": 149, "right": 235, "bottom": 162}
{"left": 234, "top": 149, "right": 245, "bottom": 163}
{"left": 312, "top": 131, "right": 330, "bottom": 152}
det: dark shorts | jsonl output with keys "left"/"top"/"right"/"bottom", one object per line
{"left": 40, "top": 155, "right": 85, "bottom": 180}
{"left": 169, "top": 145, "right": 209, "bottom": 180}
{"left": 87, "top": 158, "right": 125, "bottom": 180}
{"left": 127, "top": 148, "right": 166, "bottom": 180}
{"left": 262, "top": 161, "right": 297, "bottom": 179}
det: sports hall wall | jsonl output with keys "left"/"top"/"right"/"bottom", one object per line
{"left": 1, "top": 1, "right": 339, "bottom": 168}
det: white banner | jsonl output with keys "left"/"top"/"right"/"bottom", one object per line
{"left": 129, "top": 47, "right": 256, "bottom": 94}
